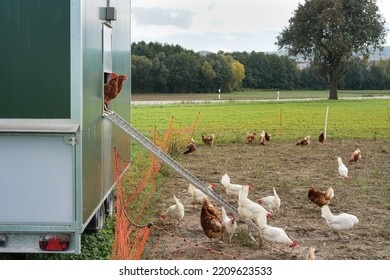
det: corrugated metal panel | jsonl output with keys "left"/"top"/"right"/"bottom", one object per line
{"left": 0, "top": 135, "right": 74, "bottom": 224}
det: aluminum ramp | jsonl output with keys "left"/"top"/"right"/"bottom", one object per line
{"left": 104, "top": 111, "right": 259, "bottom": 232}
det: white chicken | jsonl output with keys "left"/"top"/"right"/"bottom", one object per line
{"left": 187, "top": 183, "right": 217, "bottom": 208}
{"left": 261, "top": 224, "right": 298, "bottom": 252}
{"left": 221, "top": 206, "right": 237, "bottom": 246}
{"left": 221, "top": 173, "right": 253, "bottom": 200}
{"left": 238, "top": 184, "right": 273, "bottom": 242}
{"left": 160, "top": 195, "right": 185, "bottom": 227}
{"left": 257, "top": 187, "right": 281, "bottom": 215}
{"left": 337, "top": 156, "right": 349, "bottom": 179}
{"left": 321, "top": 205, "right": 358, "bottom": 239}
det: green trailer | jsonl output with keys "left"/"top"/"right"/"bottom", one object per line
{"left": 0, "top": 0, "right": 131, "bottom": 254}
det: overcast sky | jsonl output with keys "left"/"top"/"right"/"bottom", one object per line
{"left": 131, "top": 0, "right": 390, "bottom": 53}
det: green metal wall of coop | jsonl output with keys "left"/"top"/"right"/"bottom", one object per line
{"left": 0, "top": 0, "right": 131, "bottom": 253}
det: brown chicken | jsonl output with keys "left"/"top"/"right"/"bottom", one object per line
{"left": 116, "top": 74, "right": 128, "bottom": 95}
{"left": 349, "top": 149, "right": 361, "bottom": 163}
{"left": 201, "top": 134, "right": 215, "bottom": 146}
{"left": 104, "top": 72, "right": 119, "bottom": 111}
{"left": 200, "top": 197, "right": 223, "bottom": 243}
{"left": 308, "top": 186, "right": 334, "bottom": 207}
{"left": 183, "top": 138, "right": 196, "bottom": 154}
{"left": 318, "top": 132, "right": 325, "bottom": 144}
{"left": 246, "top": 132, "right": 256, "bottom": 143}
{"left": 296, "top": 135, "right": 310, "bottom": 146}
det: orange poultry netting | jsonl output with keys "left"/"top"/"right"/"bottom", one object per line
{"left": 111, "top": 112, "right": 240, "bottom": 260}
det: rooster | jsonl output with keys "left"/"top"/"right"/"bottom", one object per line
{"left": 261, "top": 224, "right": 298, "bottom": 252}
{"left": 104, "top": 72, "right": 119, "bottom": 111}
{"left": 349, "top": 149, "right": 361, "bottom": 163}
{"left": 318, "top": 132, "right": 325, "bottom": 144}
{"left": 160, "top": 195, "right": 185, "bottom": 227}
{"left": 221, "top": 206, "right": 237, "bottom": 246}
{"left": 296, "top": 135, "right": 310, "bottom": 146}
{"left": 201, "top": 134, "right": 215, "bottom": 146}
{"left": 308, "top": 186, "right": 334, "bottom": 207}
{"left": 257, "top": 187, "right": 281, "bottom": 215}
{"left": 221, "top": 173, "right": 253, "bottom": 200}
{"left": 337, "top": 157, "right": 348, "bottom": 179}
{"left": 183, "top": 138, "right": 196, "bottom": 155}
{"left": 246, "top": 132, "right": 256, "bottom": 143}
{"left": 321, "top": 205, "right": 358, "bottom": 239}
{"left": 200, "top": 197, "right": 223, "bottom": 243}
{"left": 187, "top": 183, "right": 217, "bottom": 208}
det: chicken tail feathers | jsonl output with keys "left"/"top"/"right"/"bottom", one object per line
{"left": 326, "top": 187, "right": 334, "bottom": 200}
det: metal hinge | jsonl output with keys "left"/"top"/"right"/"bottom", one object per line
{"left": 64, "top": 135, "right": 79, "bottom": 146}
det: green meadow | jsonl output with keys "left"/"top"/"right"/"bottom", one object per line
{"left": 131, "top": 98, "right": 390, "bottom": 142}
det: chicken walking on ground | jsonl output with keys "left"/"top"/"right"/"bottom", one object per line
{"left": 201, "top": 134, "right": 215, "bottom": 146}
{"left": 308, "top": 186, "right": 334, "bottom": 207}
{"left": 321, "top": 205, "right": 358, "bottom": 239}
{"left": 221, "top": 206, "right": 237, "bottom": 246}
{"left": 318, "top": 132, "right": 325, "bottom": 144}
{"left": 246, "top": 132, "right": 256, "bottom": 143}
{"left": 259, "top": 131, "right": 271, "bottom": 145}
{"left": 260, "top": 224, "right": 298, "bottom": 253}
{"left": 160, "top": 195, "right": 185, "bottom": 227}
{"left": 257, "top": 187, "right": 281, "bottom": 215}
{"left": 337, "top": 157, "right": 349, "bottom": 179}
{"left": 349, "top": 149, "right": 362, "bottom": 163}
{"left": 200, "top": 197, "right": 224, "bottom": 243}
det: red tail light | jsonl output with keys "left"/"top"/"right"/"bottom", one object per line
{"left": 39, "top": 234, "right": 70, "bottom": 251}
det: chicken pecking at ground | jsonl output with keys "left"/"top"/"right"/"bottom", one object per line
{"left": 160, "top": 195, "right": 185, "bottom": 227}
{"left": 337, "top": 156, "right": 349, "bottom": 179}
{"left": 321, "top": 205, "right": 358, "bottom": 239}
{"left": 308, "top": 186, "right": 334, "bottom": 207}
{"left": 257, "top": 187, "right": 281, "bottom": 215}
{"left": 200, "top": 197, "right": 223, "bottom": 243}
{"left": 183, "top": 138, "right": 196, "bottom": 155}
{"left": 201, "top": 134, "right": 215, "bottom": 146}
{"left": 104, "top": 73, "right": 127, "bottom": 112}
{"left": 246, "top": 132, "right": 256, "bottom": 143}
{"left": 260, "top": 224, "right": 298, "bottom": 252}
{"left": 221, "top": 206, "right": 237, "bottom": 246}
{"left": 349, "top": 149, "right": 362, "bottom": 163}
{"left": 187, "top": 183, "right": 217, "bottom": 208}
{"left": 296, "top": 135, "right": 310, "bottom": 146}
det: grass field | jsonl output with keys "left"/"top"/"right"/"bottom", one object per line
{"left": 131, "top": 98, "right": 390, "bottom": 142}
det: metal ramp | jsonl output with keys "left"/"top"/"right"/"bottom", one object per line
{"left": 104, "top": 111, "right": 259, "bottom": 232}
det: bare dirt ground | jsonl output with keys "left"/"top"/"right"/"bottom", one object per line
{"left": 143, "top": 138, "right": 390, "bottom": 260}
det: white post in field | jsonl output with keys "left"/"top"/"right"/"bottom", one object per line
{"left": 324, "top": 106, "right": 329, "bottom": 141}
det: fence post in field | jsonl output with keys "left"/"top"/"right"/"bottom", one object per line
{"left": 324, "top": 106, "right": 329, "bottom": 141}
{"left": 280, "top": 108, "right": 283, "bottom": 138}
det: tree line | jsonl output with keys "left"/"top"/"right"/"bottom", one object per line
{"left": 131, "top": 41, "right": 390, "bottom": 93}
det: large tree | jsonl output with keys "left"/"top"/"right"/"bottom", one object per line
{"left": 277, "top": 0, "right": 387, "bottom": 99}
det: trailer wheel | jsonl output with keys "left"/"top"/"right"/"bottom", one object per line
{"left": 86, "top": 203, "right": 105, "bottom": 232}
{"left": 104, "top": 191, "right": 115, "bottom": 216}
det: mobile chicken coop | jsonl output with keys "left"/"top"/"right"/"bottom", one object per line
{"left": 0, "top": 0, "right": 131, "bottom": 254}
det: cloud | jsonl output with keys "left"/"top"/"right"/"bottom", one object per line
{"left": 132, "top": 7, "right": 196, "bottom": 29}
